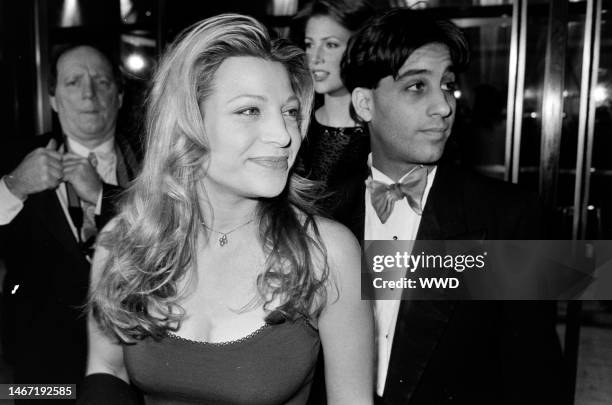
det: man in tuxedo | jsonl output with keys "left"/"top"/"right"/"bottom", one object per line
{"left": 338, "top": 9, "right": 564, "bottom": 404}
{"left": 0, "top": 44, "right": 138, "bottom": 395}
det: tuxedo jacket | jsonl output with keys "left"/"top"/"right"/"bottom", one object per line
{"left": 0, "top": 132, "right": 139, "bottom": 387}
{"left": 334, "top": 163, "right": 564, "bottom": 405}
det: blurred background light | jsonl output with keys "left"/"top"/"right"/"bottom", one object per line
{"left": 60, "top": 0, "right": 82, "bottom": 27}
{"left": 593, "top": 85, "right": 608, "bottom": 105}
{"left": 120, "top": 0, "right": 134, "bottom": 20}
{"left": 125, "top": 53, "right": 146, "bottom": 72}
{"left": 267, "top": 0, "right": 298, "bottom": 16}
{"left": 120, "top": 33, "right": 157, "bottom": 80}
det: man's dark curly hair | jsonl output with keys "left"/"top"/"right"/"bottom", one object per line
{"left": 341, "top": 7, "right": 469, "bottom": 93}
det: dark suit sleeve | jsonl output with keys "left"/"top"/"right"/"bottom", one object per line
{"left": 0, "top": 136, "right": 38, "bottom": 255}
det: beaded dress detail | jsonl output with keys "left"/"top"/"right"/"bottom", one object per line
{"left": 298, "top": 119, "right": 369, "bottom": 212}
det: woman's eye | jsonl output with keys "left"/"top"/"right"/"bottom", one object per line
{"left": 283, "top": 108, "right": 301, "bottom": 120}
{"left": 325, "top": 42, "right": 339, "bottom": 49}
{"left": 238, "top": 107, "right": 260, "bottom": 116}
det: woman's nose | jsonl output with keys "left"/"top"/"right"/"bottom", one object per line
{"left": 261, "top": 113, "right": 291, "bottom": 147}
{"left": 309, "top": 44, "right": 324, "bottom": 65}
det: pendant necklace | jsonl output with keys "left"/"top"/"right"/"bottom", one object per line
{"left": 202, "top": 219, "right": 254, "bottom": 247}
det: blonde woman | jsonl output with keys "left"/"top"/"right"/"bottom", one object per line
{"left": 79, "top": 14, "right": 373, "bottom": 405}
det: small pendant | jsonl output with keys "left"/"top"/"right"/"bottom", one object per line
{"left": 219, "top": 234, "right": 228, "bottom": 247}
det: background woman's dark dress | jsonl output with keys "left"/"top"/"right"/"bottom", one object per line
{"left": 298, "top": 119, "right": 369, "bottom": 214}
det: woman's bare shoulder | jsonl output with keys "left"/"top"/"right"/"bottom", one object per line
{"left": 307, "top": 216, "right": 361, "bottom": 297}
{"left": 292, "top": 208, "right": 360, "bottom": 259}
{"left": 310, "top": 215, "right": 360, "bottom": 259}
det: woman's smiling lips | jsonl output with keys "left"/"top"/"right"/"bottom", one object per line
{"left": 312, "top": 70, "right": 330, "bottom": 81}
{"left": 249, "top": 156, "right": 289, "bottom": 170}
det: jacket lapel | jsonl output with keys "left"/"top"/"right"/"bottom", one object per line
{"left": 384, "top": 165, "right": 469, "bottom": 403}
{"left": 114, "top": 134, "right": 140, "bottom": 187}
{"left": 28, "top": 190, "right": 89, "bottom": 267}
{"left": 417, "top": 165, "right": 465, "bottom": 240}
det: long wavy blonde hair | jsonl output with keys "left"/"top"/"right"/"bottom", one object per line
{"left": 90, "top": 14, "right": 329, "bottom": 342}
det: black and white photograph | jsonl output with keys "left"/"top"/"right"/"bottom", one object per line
{"left": 0, "top": 0, "right": 611, "bottom": 404}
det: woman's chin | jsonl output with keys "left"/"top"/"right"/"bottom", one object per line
{"left": 246, "top": 180, "right": 288, "bottom": 199}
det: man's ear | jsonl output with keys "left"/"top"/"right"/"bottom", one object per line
{"left": 49, "top": 95, "right": 58, "bottom": 113}
{"left": 351, "top": 87, "right": 374, "bottom": 123}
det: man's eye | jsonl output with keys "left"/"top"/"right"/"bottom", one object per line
{"left": 238, "top": 107, "right": 260, "bottom": 116}
{"left": 406, "top": 82, "right": 425, "bottom": 92}
{"left": 442, "top": 82, "right": 457, "bottom": 92}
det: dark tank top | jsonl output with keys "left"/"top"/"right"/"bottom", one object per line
{"left": 123, "top": 318, "right": 320, "bottom": 405}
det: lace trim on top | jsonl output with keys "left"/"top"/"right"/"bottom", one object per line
{"left": 166, "top": 323, "right": 271, "bottom": 346}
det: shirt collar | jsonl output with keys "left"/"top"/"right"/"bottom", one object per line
{"left": 367, "top": 153, "right": 436, "bottom": 184}
{"left": 66, "top": 136, "right": 115, "bottom": 158}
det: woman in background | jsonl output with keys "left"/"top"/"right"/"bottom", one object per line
{"left": 79, "top": 14, "right": 373, "bottom": 405}
{"left": 295, "top": 0, "right": 376, "bottom": 212}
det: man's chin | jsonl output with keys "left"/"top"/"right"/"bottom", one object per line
{"left": 70, "top": 126, "right": 112, "bottom": 142}
{"left": 412, "top": 150, "right": 445, "bottom": 165}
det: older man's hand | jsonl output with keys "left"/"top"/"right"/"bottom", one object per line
{"left": 6, "top": 139, "right": 63, "bottom": 200}
{"left": 62, "top": 153, "right": 103, "bottom": 205}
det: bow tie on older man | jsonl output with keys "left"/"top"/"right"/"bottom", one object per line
{"left": 365, "top": 165, "right": 431, "bottom": 224}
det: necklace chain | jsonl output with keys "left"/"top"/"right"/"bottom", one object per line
{"left": 202, "top": 219, "right": 254, "bottom": 247}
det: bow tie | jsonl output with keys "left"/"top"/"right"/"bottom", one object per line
{"left": 366, "top": 165, "right": 430, "bottom": 224}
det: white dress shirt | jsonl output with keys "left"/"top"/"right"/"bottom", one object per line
{"left": 0, "top": 137, "right": 117, "bottom": 241}
{"left": 364, "top": 154, "right": 437, "bottom": 396}
{"left": 0, "top": 180, "right": 23, "bottom": 225}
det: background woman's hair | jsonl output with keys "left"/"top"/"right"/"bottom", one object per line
{"left": 291, "top": 0, "right": 377, "bottom": 46}
{"left": 89, "top": 13, "right": 329, "bottom": 342}
{"left": 296, "top": 0, "right": 376, "bottom": 32}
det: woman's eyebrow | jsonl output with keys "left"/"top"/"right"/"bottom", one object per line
{"left": 227, "top": 94, "right": 267, "bottom": 103}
